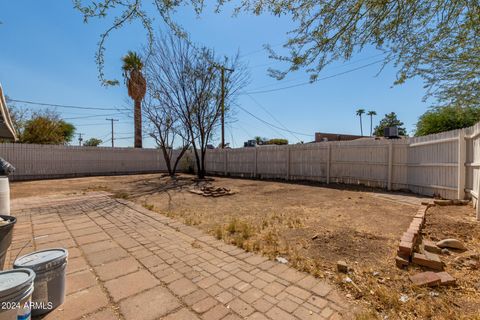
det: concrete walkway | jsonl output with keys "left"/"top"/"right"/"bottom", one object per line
{"left": 7, "top": 193, "right": 354, "bottom": 320}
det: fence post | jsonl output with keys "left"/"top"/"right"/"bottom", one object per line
{"left": 224, "top": 149, "right": 228, "bottom": 176}
{"left": 326, "top": 144, "right": 331, "bottom": 184}
{"left": 286, "top": 146, "right": 290, "bottom": 180}
{"left": 458, "top": 129, "right": 466, "bottom": 200}
{"left": 387, "top": 142, "right": 393, "bottom": 190}
{"left": 476, "top": 178, "right": 480, "bottom": 221}
{"left": 254, "top": 147, "right": 258, "bottom": 178}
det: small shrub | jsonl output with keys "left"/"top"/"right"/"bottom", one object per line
{"left": 143, "top": 203, "right": 154, "bottom": 210}
{"left": 214, "top": 225, "right": 223, "bottom": 240}
{"left": 113, "top": 192, "right": 129, "bottom": 199}
{"left": 226, "top": 219, "right": 238, "bottom": 235}
{"left": 185, "top": 217, "right": 200, "bottom": 226}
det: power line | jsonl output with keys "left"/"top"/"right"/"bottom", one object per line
{"left": 232, "top": 121, "right": 253, "bottom": 139}
{"left": 233, "top": 102, "right": 288, "bottom": 140}
{"left": 243, "top": 59, "right": 384, "bottom": 95}
{"left": 7, "top": 98, "right": 130, "bottom": 112}
{"left": 64, "top": 113, "right": 122, "bottom": 120}
{"left": 246, "top": 53, "right": 386, "bottom": 91}
{"left": 98, "top": 132, "right": 112, "bottom": 141}
{"left": 74, "top": 122, "right": 120, "bottom": 127}
{"left": 237, "top": 104, "right": 311, "bottom": 137}
{"left": 246, "top": 94, "right": 302, "bottom": 142}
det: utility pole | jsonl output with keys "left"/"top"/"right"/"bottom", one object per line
{"left": 213, "top": 64, "right": 234, "bottom": 148}
{"left": 106, "top": 118, "right": 119, "bottom": 148}
{"left": 77, "top": 133, "right": 84, "bottom": 146}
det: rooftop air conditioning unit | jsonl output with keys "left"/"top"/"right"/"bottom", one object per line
{"left": 384, "top": 126, "right": 399, "bottom": 139}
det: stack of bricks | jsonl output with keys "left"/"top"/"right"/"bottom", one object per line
{"left": 396, "top": 204, "right": 429, "bottom": 268}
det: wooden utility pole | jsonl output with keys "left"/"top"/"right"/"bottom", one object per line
{"left": 214, "top": 64, "right": 234, "bottom": 149}
{"left": 106, "top": 118, "right": 119, "bottom": 148}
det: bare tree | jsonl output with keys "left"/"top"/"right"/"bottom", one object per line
{"left": 143, "top": 94, "right": 189, "bottom": 177}
{"left": 144, "top": 33, "right": 248, "bottom": 179}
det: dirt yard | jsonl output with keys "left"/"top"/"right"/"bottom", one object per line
{"left": 10, "top": 174, "right": 480, "bottom": 319}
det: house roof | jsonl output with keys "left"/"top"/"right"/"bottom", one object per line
{"left": 0, "top": 84, "right": 17, "bottom": 141}
{"left": 314, "top": 132, "right": 363, "bottom": 142}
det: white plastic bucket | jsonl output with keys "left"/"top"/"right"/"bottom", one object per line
{"left": 0, "top": 177, "right": 10, "bottom": 216}
{"left": 14, "top": 249, "right": 68, "bottom": 316}
{"left": 0, "top": 268, "right": 35, "bottom": 320}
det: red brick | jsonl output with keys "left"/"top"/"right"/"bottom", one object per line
{"left": 94, "top": 257, "right": 141, "bottom": 281}
{"left": 104, "top": 270, "right": 159, "bottom": 302}
{"left": 408, "top": 224, "right": 420, "bottom": 234}
{"left": 311, "top": 281, "right": 332, "bottom": 297}
{"left": 120, "top": 287, "right": 181, "bottom": 320}
{"left": 66, "top": 270, "right": 97, "bottom": 295}
{"left": 437, "top": 271, "right": 456, "bottom": 286}
{"left": 228, "top": 298, "right": 255, "bottom": 317}
{"left": 201, "top": 304, "right": 229, "bottom": 320}
{"left": 66, "top": 256, "right": 89, "bottom": 275}
{"left": 412, "top": 253, "right": 443, "bottom": 271}
{"left": 192, "top": 297, "right": 218, "bottom": 313}
{"left": 163, "top": 308, "right": 200, "bottom": 320}
{"left": 398, "top": 241, "right": 413, "bottom": 258}
{"left": 85, "top": 247, "right": 129, "bottom": 266}
{"left": 400, "top": 232, "right": 415, "bottom": 243}
{"left": 184, "top": 289, "right": 209, "bottom": 306}
{"left": 168, "top": 278, "right": 198, "bottom": 297}
{"left": 413, "top": 217, "right": 424, "bottom": 226}
{"left": 409, "top": 272, "right": 441, "bottom": 286}
{"left": 423, "top": 240, "right": 442, "bottom": 254}
{"left": 266, "top": 307, "right": 296, "bottom": 320}
{"left": 414, "top": 212, "right": 425, "bottom": 219}
{"left": 86, "top": 308, "right": 120, "bottom": 320}
{"left": 395, "top": 255, "right": 409, "bottom": 268}
{"left": 44, "top": 286, "right": 109, "bottom": 320}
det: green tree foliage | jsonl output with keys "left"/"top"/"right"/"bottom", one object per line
{"left": 75, "top": 1, "right": 479, "bottom": 108}
{"left": 415, "top": 106, "right": 480, "bottom": 136}
{"left": 83, "top": 138, "right": 103, "bottom": 146}
{"left": 373, "top": 112, "right": 406, "bottom": 137}
{"left": 265, "top": 138, "right": 288, "bottom": 145}
{"left": 21, "top": 111, "right": 75, "bottom": 144}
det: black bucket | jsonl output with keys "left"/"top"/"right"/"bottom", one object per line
{"left": 0, "top": 215, "right": 16, "bottom": 271}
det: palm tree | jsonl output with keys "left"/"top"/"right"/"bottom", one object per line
{"left": 122, "top": 51, "right": 146, "bottom": 148}
{"left": 367, "top": 110, "right": 377, "bottom": 136}
{"left": 356, "top": 109, "right": 365, "bottom": 136}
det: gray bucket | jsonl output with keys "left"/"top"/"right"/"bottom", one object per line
{"left": 0, "top": 268, "right": 35, "bottom": 320}
{"left": 13, "top": 248, "right": 68, "bottom": 316}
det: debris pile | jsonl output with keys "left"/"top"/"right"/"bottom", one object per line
{"left": 409, "top": 271, "right": 456, "bottom": 287}
{"left": 396, "top": 204, "right": 429, "bottom": 268}
{"left": 395, "top": 200, "right": 474, "bottom": 288}
{"left": 189, "top": 185, "right": 236, "bottom": 197}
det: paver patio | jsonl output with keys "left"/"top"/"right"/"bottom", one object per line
{"left": 6, "top": 192, "right": 355, "bottom": 320}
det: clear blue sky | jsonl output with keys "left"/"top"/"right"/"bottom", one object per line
{"left": 0, "top": 1, "right": 431, "bottom": 148}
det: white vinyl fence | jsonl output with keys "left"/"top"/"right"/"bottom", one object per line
{"left": 2, "top": 122, "right": 480, "bottom": 219}
{"left": 0, "top": 144, "right": 183, "bottom": 180}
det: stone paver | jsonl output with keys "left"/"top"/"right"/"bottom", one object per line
{"left": 7, "top": 192, "right": 354, "bottom": 320}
